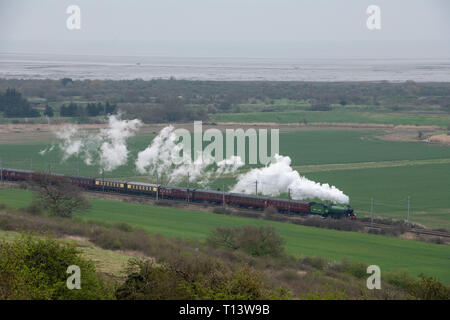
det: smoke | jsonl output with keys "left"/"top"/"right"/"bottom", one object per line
{"left": 98, "top": 115, "right": 142, "bottom": 171}
{"left": 230, "top": 154, "right": 349, "bottom": 204}
{"left": 136, "top": 126, "right": 244, "bottom": 186}
{"left": 47, "top": 114, "right": 142, "bottom": 172}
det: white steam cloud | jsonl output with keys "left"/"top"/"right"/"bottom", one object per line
{"left": 45, "top": 114, "right": 142, "bottom": 172}
{"left": 44, "top": 119, "right": 349, "bottom": 204}
{"left": 230, "top": 154, "right": 349, "bottom": 204}
{"left": 136, "top": 125, "right": 244, "bottom": 186}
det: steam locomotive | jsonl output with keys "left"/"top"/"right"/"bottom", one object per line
{"left": 0, "top": 168, "right": 356, "bottom": 219}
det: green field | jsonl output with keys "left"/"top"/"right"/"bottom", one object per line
{"left": 0, "top": 188, "right": 449, "bottom": 283}
{"left": 1, "top": 128, "right": 450, "bottom": 228}
{"left": 2, "top": 129, "right": 450, "bottom": 171}
{"left": 304, "top": 163, "right": 450, "bottom": 229}
{"left": 213, "top": 110, "right": 450, "bottom": 127}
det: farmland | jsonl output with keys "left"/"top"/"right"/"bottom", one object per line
{"left": 1, "top": 127, "right": 450, "bottom": 229}
{"left": 213, "top": 110, "right": 450, "bottom": 128}
{"left": 0, "top": 188, "right": 449, "bottom": 284}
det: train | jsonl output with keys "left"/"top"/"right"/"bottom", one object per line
{"left": 0, "top": 168, "right": 356, "bottom": 219}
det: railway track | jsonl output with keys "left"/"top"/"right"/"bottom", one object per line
{"left": 3, "top": 180, "right": 449, "bottom": 240}
{"left": 86, "top": 188, "right": 450, "bottom": 239}
{"left": 362, "top": 222, "right": 450, "bottom": 238}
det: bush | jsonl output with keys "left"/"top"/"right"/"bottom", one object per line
{"left": 0, "top": 234, "right": 113, "bottom": 299}
{"left": 206, "top": 226, "right": 285, "bottom": 257}
{"left": 263, "top": 206, "right": 278, "bottom": 218}
{"left": 407, "top": 274, "right": 450, "bottom": 300}
{"left": 212, "top": 207, "right": 231, "bottom": 215}
{"left": 298, "top": 256, "right": 328, "bottom": 270}
{"left": 24, "top": 203, "right": 43, "bottom": 216}
{"left": 116, "top": 257, "right": 274, "bottom": 300}
{"left": 90, "top": 229, "right": 124, "bottom": 250}
{"left": 384, "top": 271, "right": 416, "bottom": 289}
{"left": 329, "top": 259, "right": 368, "bottom": 279}
{"left": 113, "top": 222, "right": 134, "bottom": 232}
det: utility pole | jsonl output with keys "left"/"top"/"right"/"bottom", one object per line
{"left": 102, "top": 168, "right": 105, "bottom": 192}
{"left": 134, "top": 167, "right": 137, "bottom": 179}
{"left": 187, "top": 172, "right": 190, "bottom": 202}
{"left": 407, "top": 196, "right": 410, "bottom": 224}
{"left": 156, "top": 173, "right": 159, "bottom": 200}
{"left": 370, "top": 197, "right": 374, "bottom": 225}
{"left": 255, "top": 180, "right": 258, "bottom": 195}
{"left": 222, "top": 184, "right": 225, "bottom": 207}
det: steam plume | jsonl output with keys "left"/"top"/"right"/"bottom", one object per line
{"left": 231, "top": 154, "right": 349, "bottom": 204}
{"left": 48, "top": 114, "right": 142, "bottom": 172}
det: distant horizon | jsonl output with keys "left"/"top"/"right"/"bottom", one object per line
{"left": 1, "top": 50, "right": 450, "bottom": 61}
{"left": 2, "top": 52, "right": 450, "bottom": 82}
{"left": 1, "top": 1, "right": 449, "bottom": 60}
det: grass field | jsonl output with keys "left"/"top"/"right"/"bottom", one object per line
{"left": 1, "top": 128, "right": 449, "bottom": 228}
{"left": 304, "top": 163, "right": 450, "bottom": 229}
{"left": 2, "top": 129, "right": 450, "bottom": 171}
{"left": 213, "top": 110, "right": 450, "bottom": 127}
{"left": 0, "top": 188, "right": 449, "bottom": 284}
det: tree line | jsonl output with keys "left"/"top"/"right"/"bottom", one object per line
{"left": 0, "top": 88, "right": 117, "bottom": 118}
{"left": 59, "top": 102, "right": 117, "bottom": 117}
{"left": 0, "top": 88, "right": 40, "bottom": 118}
{"left": 1, "top": 79, "right": 449, "bottom": 111}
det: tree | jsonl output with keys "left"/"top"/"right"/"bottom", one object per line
{"left": 60, "top": 102, "right": 79, "bottom": 117}
{"left": 105, "top": 102, "right": 117, "bottom": 114}
{"left": 44, "top": 105, "right": 54, "bottom": 117}
{"left": 87, "top": 103, "right": 100, "bottom": 116}
{"left": 1, "top": 88, "right": 40, "bottom": 118}
{"left": 28, "top": 172, "right": 91, "bottom": 218}
{"left": 61, "top": 78, "right": 73, "bottom": 87}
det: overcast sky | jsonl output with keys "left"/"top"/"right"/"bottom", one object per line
{"left": 0, "top": 0, "right": 449, "bottom": 59}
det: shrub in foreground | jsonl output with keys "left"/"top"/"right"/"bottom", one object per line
{"left": 0, "top": 234, "right": 113, "bottom": 300}
{"left": 116, "top": 257, "right": 275, "bottom": 300}
{"left": 206, "top": 225, "right": 285, "bottom": 257}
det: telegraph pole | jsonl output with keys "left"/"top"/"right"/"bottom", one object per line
{"left": 102, "top": 168, "right": 105, "bottom": 192}
{"left": 407, "top": 196, "right": 410, "bottom": 224}
{"left": 370, "top": 197, "right": 374, "bottom": 225}
{"left": 288, "top": 188, "right": 291, "bottom": 213}
{"left": 255, "top": 180, "right": 258, "bottom": 195}
{"left": 187, "top": 172, "right": 190, "bottom": 203}
{"left": 222, "top": 184, "right": 225, "bottom": 207}
{"left": 156, "top": 173, "right": 159, "bottom": 200}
